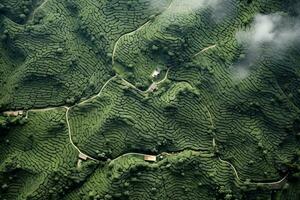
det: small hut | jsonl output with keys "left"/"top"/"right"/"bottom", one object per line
{"left": 151, "top": 68, "right": 161, "bottom": 78}
{"left": 4, "top": 110, "right": 24, "bottom": 117}
{"left": 144, "top": 155, "right": 157, "bottom": 162}
{"left": 79, "top": 152, "right": 88, "bottom": 161}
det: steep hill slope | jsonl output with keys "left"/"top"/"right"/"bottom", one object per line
{"left": 0, "top": 0, "right": 299, "bottom": 199}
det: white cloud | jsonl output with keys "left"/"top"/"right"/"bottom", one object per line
{"left": 168, "top": 0, "right": 221, "bottom": 14}
{"left": 251, "top": 15, "right": 278, "bottom": 43}
{"left": 232, "top": 66, "right": 250, "bottom": 80}
{"left": 237, "top": 13, "right": 300, "bottom": 49}
{"left": 236, "top": 14, "right": 280, "bottom": 46}
{"left": 233, "top": 12, "right": 300, "bottom": 80}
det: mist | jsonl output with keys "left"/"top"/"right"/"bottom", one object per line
{"left": 232, "top": 11, "right": 300, "bottom": 80}
{"left": 167, "top": 0, "right": 221, "bottom": 14}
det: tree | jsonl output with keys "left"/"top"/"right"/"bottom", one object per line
{"left": 0, "top": 3, "right": 6, "bottom": 14}
{"left": 56, "top": 48, "right": 64, "bottom": 54}
{"left": 0, "top": 117, "right": 7, "bottom": 129}
{"left": 224, "top": 194, "right": 232, "bottom": 200}
{"left": 66, "top": 0, "right": 78, "bottom": 11}
{"left": 104, "top": 194, "right": 112, "bottom": 199}
{"left": 66, "top": 97, "right": 75, "bottom": 105}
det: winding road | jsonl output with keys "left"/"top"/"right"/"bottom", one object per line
{"left": 1, "top": 0, "right": 288, "bottom": 188}
{"left": 120, "top": 67, "right": 171, "bottom": 94}
{"left": 12, "top": 75, "right": 287, "bottom": 188}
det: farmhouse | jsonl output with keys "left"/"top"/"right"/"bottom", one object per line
{"left": 144, "top": 155, "right": 157, "bottom": 162}
{"left": 151, "top": 68, "right": 161, "bottom": 78}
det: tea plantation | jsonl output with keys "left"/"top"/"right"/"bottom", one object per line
{"left": 0, "top": 0, "right": 300, "bottom": 199}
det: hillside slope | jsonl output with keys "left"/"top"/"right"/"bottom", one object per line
{"left": 0, "top": 0, "right": 300, "bottom": 199}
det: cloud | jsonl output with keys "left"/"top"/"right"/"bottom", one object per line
{"left": 241, "top": 15, "right": 279, "bottom": 43}
{"left": 211, "top": 0, "right": 238, "bottom": 22}
{"left": 232, "top": 12, "right": 300, "bottom": 80}
{"left": 237, "top": 13, "right": 300, "bottom": 49}
{"left": 157, "top": 0, "right": 238, "bottom": 25}
{"left": 168, "top": 0, "right": 221, "bottom": 14}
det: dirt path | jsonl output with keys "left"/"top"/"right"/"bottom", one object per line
{"left": 106, "top": 149, "right": 288, "bottom": 188}
{"left": 112, "top": 20, "right": 152, "bottom": 65}
{"left": 0, "top": 1, "right": 289, "bottom": 186}
{"left": 1, "top": 68, "right": 168, "bottom": 162}
{"left": 111, "top": 1, "right": 173, "bottom": 65}
{"left": 218, "top": 157, "right": 288, "bottom": 187}
{"left": 27, "top": 0, "right": 50, "bottom": 21}
{"left": 64, "top": 75, "right": 118, "bottom": 162}
{"left": 64, "top": 107, "right": 98, "bottom": 161}
{"left": 193, "top": 44, "right": 217, "bottom": 57}
{"left": 204, "top": 105, "right": 288, "bottom": 187}
{"left": 77, "top": 75, "right": 117, "bottom": 106}
{"left": 120, "top": 67, "right": 171, "bottom": 94}
{"left": 204, "top": 105, "right": 216, "bottom": 148}
{"left": 2, "top": 89, "right": 289, "bottom": 187}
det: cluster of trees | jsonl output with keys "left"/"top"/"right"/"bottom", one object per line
{"left": 0, "top": 115, "right": 27, "bottom": 135}
{"left": 0, "top": 3, "right": 8, "bottom": 15}
{"left": 0, "top": 0, "right": 36, "bottom": 24}
{"left": 65, "top": 0, "right": 78, "bottom": 13}
{"left": 149, "top": 40, "right": 186, "bottom": 66}
{"left": 76, "top": 18, "right": 111, "bottom": 62}
{"left": 32, "top": 9, "right": 46, "bottom": 25}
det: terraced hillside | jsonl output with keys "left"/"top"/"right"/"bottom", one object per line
{"left": 0, "top": 0, "right": 300, "bottom": 199}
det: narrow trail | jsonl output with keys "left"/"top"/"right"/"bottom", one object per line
{"left": 204, "top": 105, "right": 216, "bottom": 148}
{"left": 2, "top": 73, "right": 288, "bottom": 188}
{"left": 108, "top": 153, "right": 146, "bottom": 165}
{"left": 2, "top": 69, "right": 170, "bottom": 163}
{"left": 218, "top": 157, "right": 288, "bottom": 187}
{"left": 5, "top": 76, "right": 117, "bottom": 162}
{"left": 76, "top": 75, "right": 117, "bottom": 106}
{"left": 109, "top": 148, "right": 213, "bottom": 166}
{"left": 112, "top": 20, "right": 151, "bottom": 65}
{"left": 65, "top": 107, "right": 98, "bottom": 161}
{"left": 27, "top": 0, "right": 50, "bottom": 21}
{"left": 64, "top": 75, "right": 118, "bottom": 161}
{"left": 0, "top": 0, "right": 288, "bottom": 188}
{"left": 193, "top": 44, "right": 217, "bottom": 57}
{"left": 26, "top": 107, "right": 61, "bottom": 119}
{"left": 203, "top": 105, "right": 288, "bottom": 187}
{"left": 111, "top": 0, "right": 173, "bottom": 65}
{"left": 120, "top": 67, "right": 171, "bottom": 94}
{"left": 106, "top": 148, "right": 288, "bottom": 187}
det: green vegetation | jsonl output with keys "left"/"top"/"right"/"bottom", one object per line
{"left": 1, "top": 0, "right": 300, "bottom": 199}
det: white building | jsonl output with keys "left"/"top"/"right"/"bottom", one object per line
{"left": 151, "top": 68, "right": 161, "bottom": 78}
